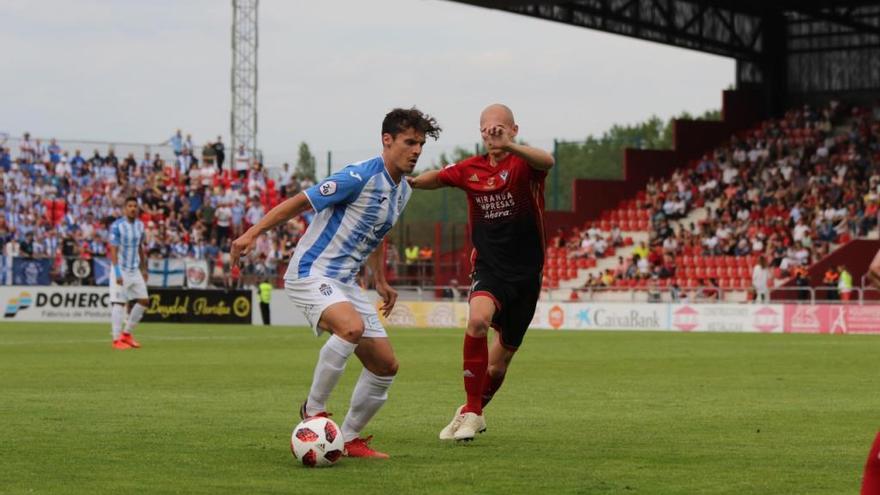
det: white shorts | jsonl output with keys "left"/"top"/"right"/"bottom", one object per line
{"left": 284, "top": 276, "right": 387, "bottom": 338}
{"left": 109, "top": 268, "right": 149, "bottom": 304}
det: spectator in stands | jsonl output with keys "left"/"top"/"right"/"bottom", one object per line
{"left": 213, "top": 136, "right": 225, "bottom": 171}
{"left": 19, "top": 132, "right": 35, "bottom": 163}
{"left": 404, "top": 244, "right": 419, "bottom": 264}
{"left": 822, "top": 267, "right": 839, "bottom": 300}
{"left": 594, "top": 236, "right": 607, "bottom": 257}
{"left": 701, "top": 278, "right": 720, "bottom": 301}
{"left": 200, "top": 140, "right": 215, "bottom": 169}
{"left": 670, "top": 282, "right": 683, "bottom": 303}
{"left": 0, "top": 146, "right": 11, "bottom": 171}
{"left": 752, "top": 256, "right": 770, "bottom": 303}
{"left": 279, "top": 162, "right": 294, "bottom": 188}
{"left": 609, "top": 224, "right": 624, "bottom": 247}
{"left": 793, "top": 266, "right": 810, "bottom": 301}
{"left": 418, "top": 246, "right": 433, "bottom": 265}
{"left": 166, "top": 130, "right": 184, "bottom": 156}
{"left": 234, "top": 145, "right": 249, "bottom": 178}
{"left": 838, "top": 265, "right": 853, "bottom": 302}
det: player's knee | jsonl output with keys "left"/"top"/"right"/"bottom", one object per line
{"left": 376, "top": 358, "right": 399, "bottom": 377}
{"left": 467, "top": 315, "right": 491, "bottom": 336}
{"left": 339, "top": 327, "right": 364, "bottom": 343}
{"left": 335, "top": 320, "right": 364, "bottom": 343}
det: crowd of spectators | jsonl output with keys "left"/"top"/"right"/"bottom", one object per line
{"left": 551, "top": 101, "right": 880, "bottom": 292}
{"left": 0, "top": 130, "right": 317, "bottom": 284}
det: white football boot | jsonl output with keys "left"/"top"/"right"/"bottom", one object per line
{"left": 452, "top": 411, "right": 487, "bottom": 442}
{"left": 439, "top": 405, "right": 465, "bottom": 440}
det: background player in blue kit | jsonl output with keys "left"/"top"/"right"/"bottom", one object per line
{"left": 108, "top": 197, "right": 149, "bottom": 350}
{"left": 231, "top": 108, "right": 441, "bottom": 458}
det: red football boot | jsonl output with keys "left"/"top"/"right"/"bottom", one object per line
{"left": 112, "top": 339, "right": 131, "bottom": 350}
{"left": 343, "top": 436, "right": 389, "bottom": 459}
{"left": 299, "top": 400, "right": 331, "bottom": 420}
{"left": 121, "top": 332, "right": 140, "bottom": 349}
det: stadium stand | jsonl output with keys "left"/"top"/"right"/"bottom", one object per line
{"left": 2, "top": 100, "right": 878, "bottom": 300}
{"left": 0, "top": 133, "right": 312, "bottom": 286}
{"left": 546, "top": 101, "right": 880, "bottom": 301}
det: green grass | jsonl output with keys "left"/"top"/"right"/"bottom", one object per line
{"left": 0, "top": 323, "right": 877, "bottom": 494}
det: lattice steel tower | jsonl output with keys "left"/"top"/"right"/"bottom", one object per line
{"left": 231, "top": 0, "right": 258, "bottom": 165}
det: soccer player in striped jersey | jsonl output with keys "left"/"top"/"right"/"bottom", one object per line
{"left": 410, "top": 104, "right": 554, "bottom": 441}
{"left": 108, "top": 197, "right": 149, "bottom": 350}
{"left": 231, "top": 108, "right": 441, "bottom": 458}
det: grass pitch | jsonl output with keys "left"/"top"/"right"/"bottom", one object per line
{"left": 0, "top": 322, "right": 877, "bottom": 494}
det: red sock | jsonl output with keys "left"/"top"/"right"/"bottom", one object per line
{"left": 480, "top": 371, "right": 505, "bottom": 408}
{"left": 462, "top": 334, "right": 488, "bottom": 415}
{"left": 862, "top": 431, "right": 880, "bottom": 495}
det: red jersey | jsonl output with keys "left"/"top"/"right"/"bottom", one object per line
{"left": 438, "top": 153, "right": 547, "bottom": 281}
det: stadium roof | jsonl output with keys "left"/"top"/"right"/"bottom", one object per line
{"left": 448, "top": 1, "right": 880, "bottom": 61}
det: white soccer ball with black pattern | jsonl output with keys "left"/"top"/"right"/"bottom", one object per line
{"left": 290, "top": 417, "right": 344, "bottom": 467}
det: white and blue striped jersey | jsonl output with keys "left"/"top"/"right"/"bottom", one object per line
{"left": 286, "top": 156, "right": 411, "bottom": 285}
{"left": 109, "top": 218, "right": 145, "bottom": 272}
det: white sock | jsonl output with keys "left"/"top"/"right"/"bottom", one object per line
{"left": 111, "top": 304, "right": 126, "bottom": 340}
{"left": 306, "top": 334, "right": 357, "bottom": 416}
{"left": 341, "top": 368, "right": 395, "bottom": 442}
{"left": 124, "top": 303, "right": 146, "bottom": 334}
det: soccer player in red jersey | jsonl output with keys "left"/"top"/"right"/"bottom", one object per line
{"left": 410, "top": 104, "right": 554, "bottom": 441}
{"left": 862, "top": 251, "right": 880, "bottom": 494}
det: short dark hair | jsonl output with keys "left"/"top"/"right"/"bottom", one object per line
{"left": 382, "top": 107, "right": 441, "bottom": 140}
{"left": 125, "top": 196, "right": 139, "bottom": 205}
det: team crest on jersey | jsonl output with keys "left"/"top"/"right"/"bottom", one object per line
{"left": 319, "top": 283, "right": 333, "bottom": 296}
{"left": 468, "top": 174, "right": 479, "bottom": 182}
{"left": 319, "top": 181, "right": 337, "bottom": 196}
{"left": 500, "top": 170, "right": 509, "bottom": 182}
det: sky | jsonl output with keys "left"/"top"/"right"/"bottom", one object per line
{"left": 2, "top": 0, "right": 734, "bottom": 175}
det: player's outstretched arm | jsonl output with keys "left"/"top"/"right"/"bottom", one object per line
{"left": 367, "top": 243, "right": 397, "bottom": 317}
{"left": 868, "top": 250, "right": 880, "bottom": 288}
{"left": 486, "top": 124, "right": 554, "bottom": 171}
{"left": 505, "top": 141, "right": 554, "bottom": 171}
{"left": 408, "top": 169, "right": 445, "bottom": 190}
{"left": 231, "top": 192, "right": 313, "bottom": 266}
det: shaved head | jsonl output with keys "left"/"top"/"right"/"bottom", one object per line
{"left": 480, "top": 103, "right": 515, "bottom": 127}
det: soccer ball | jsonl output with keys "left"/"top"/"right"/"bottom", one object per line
{"left": 290, "top": 417, "right": 345, "bottom": 467}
